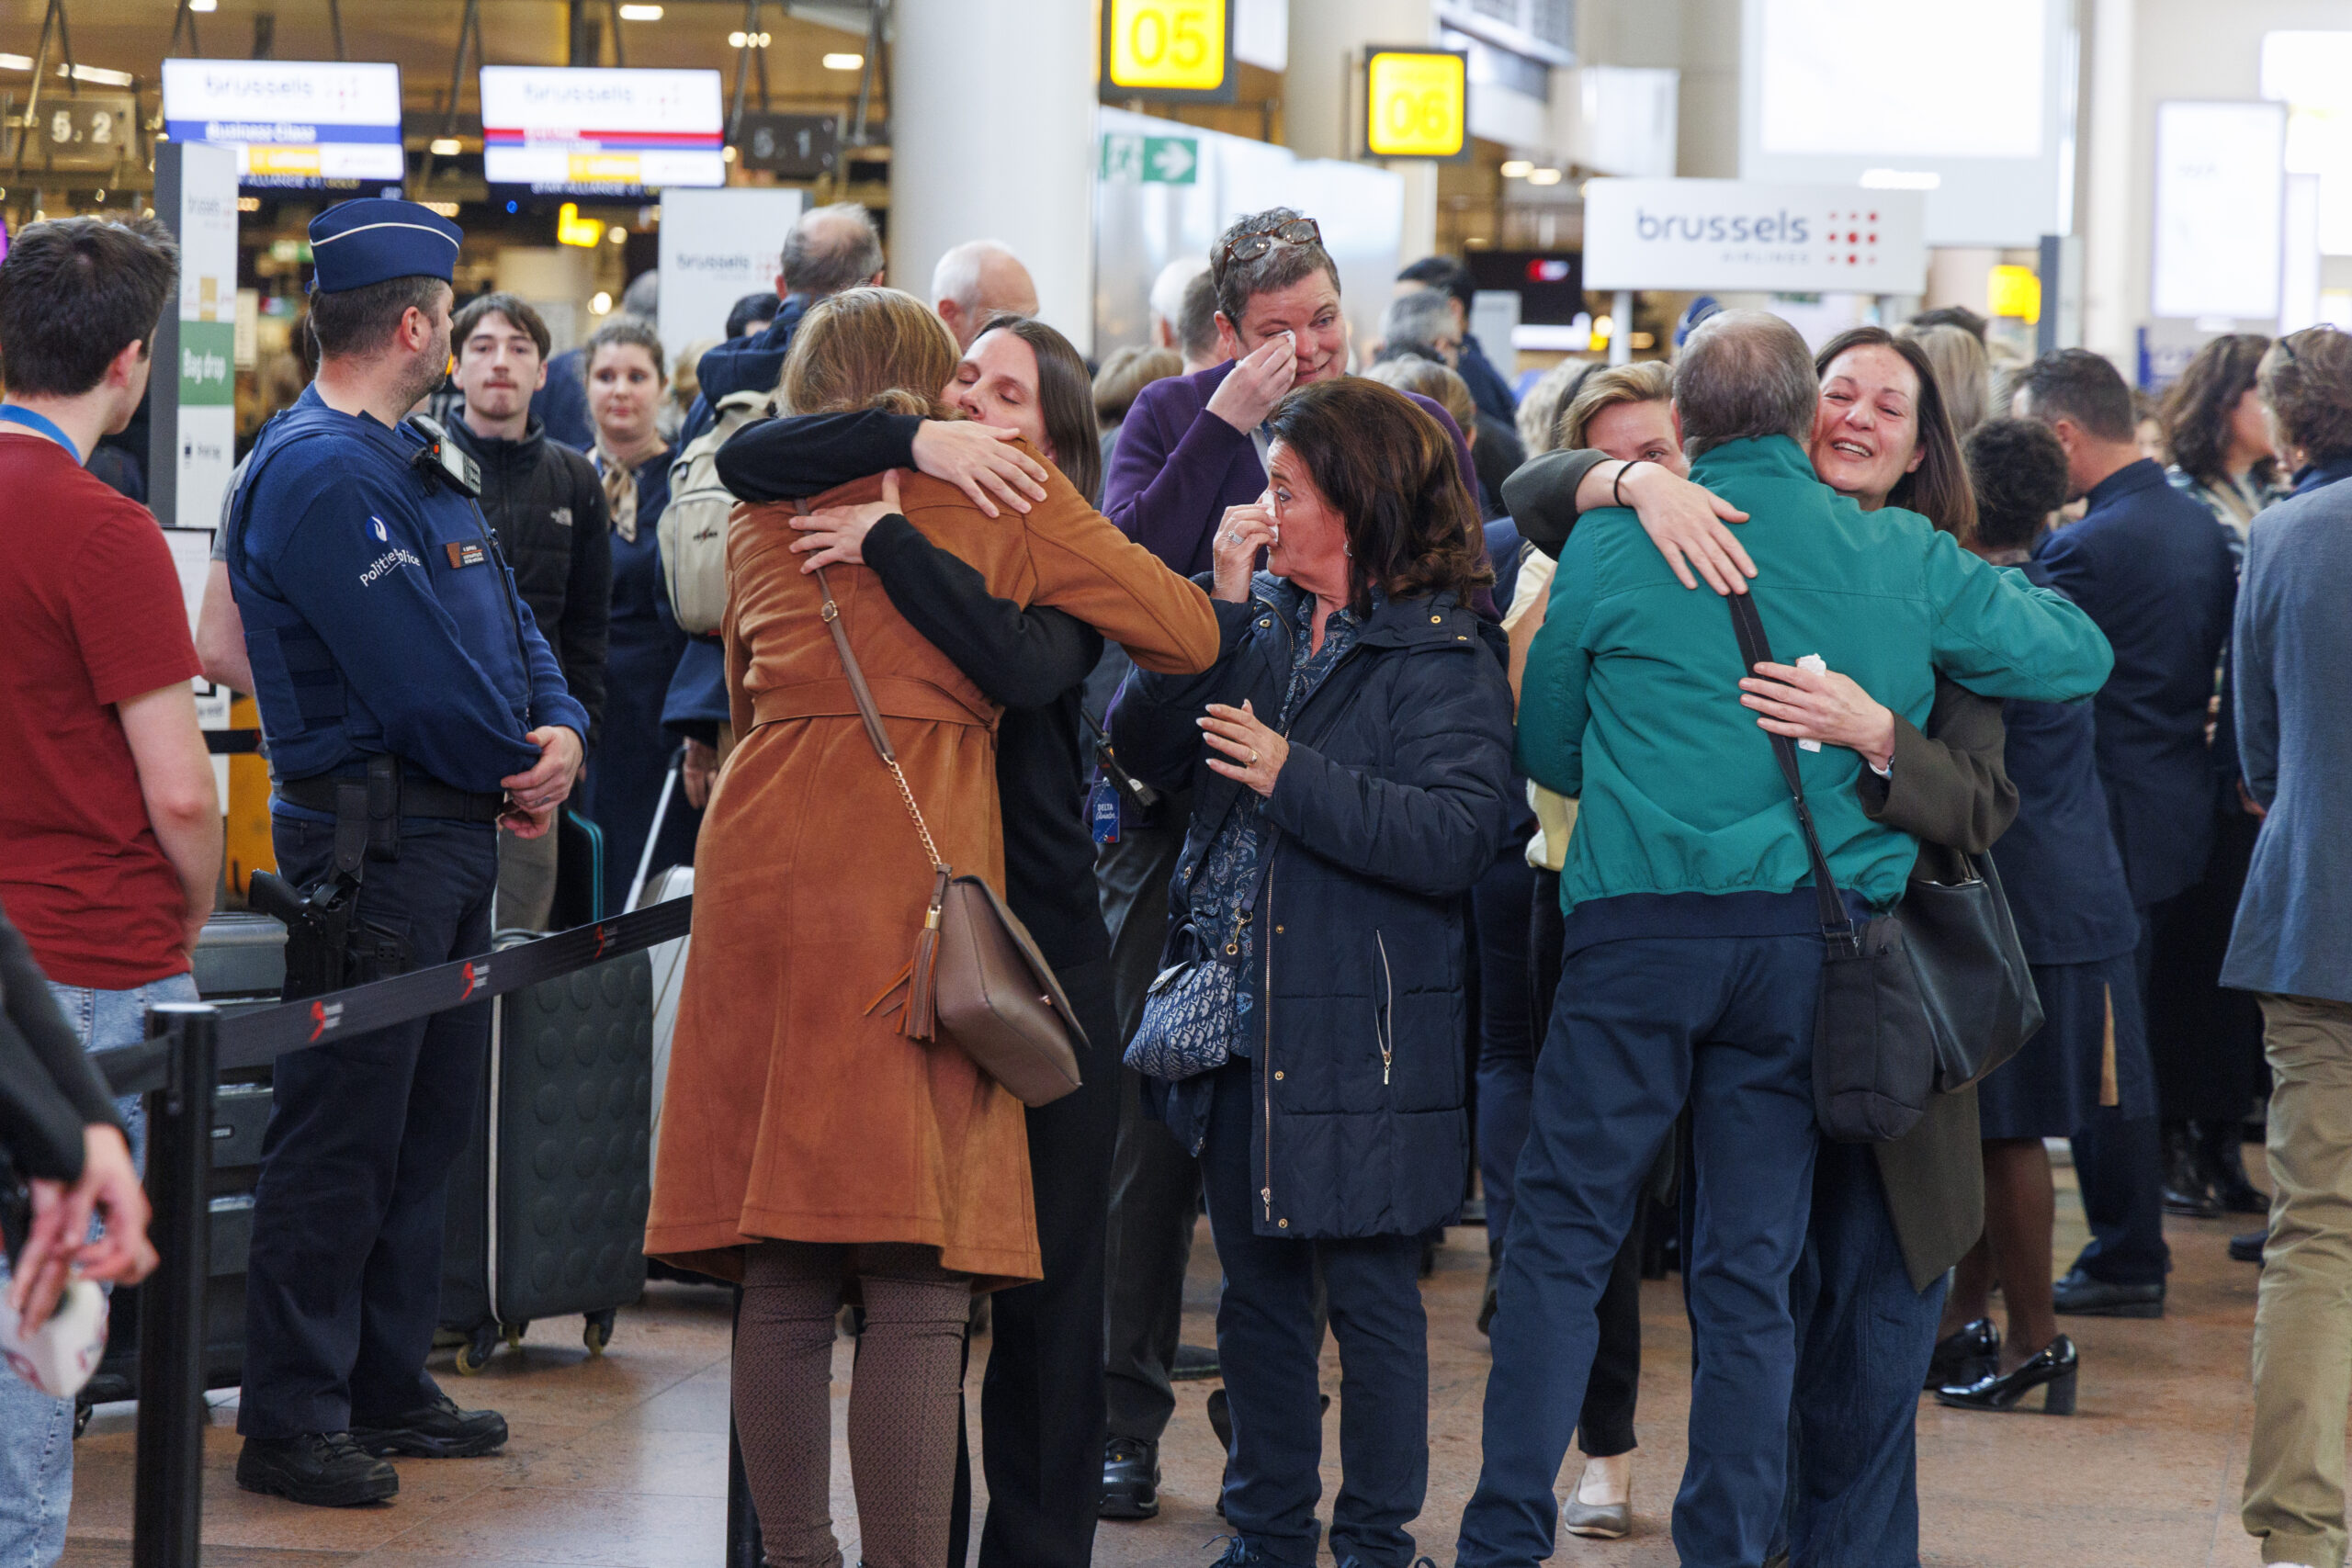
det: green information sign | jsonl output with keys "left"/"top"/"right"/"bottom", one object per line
{"left": 178, "top": 320, "right": 236, "bottom": 406}
{"left": 1100, "top": 132, "right": 1199, "bottom": 185}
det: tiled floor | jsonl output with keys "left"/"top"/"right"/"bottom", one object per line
{"left": 63, "top": 1160, "right": 2278, "bottom": 1566}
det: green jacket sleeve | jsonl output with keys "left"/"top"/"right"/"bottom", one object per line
{"left": 1500, "top": 448, "right": 1612, "bottom": 560}
{"left": 1513, "top": 536, "right": 1597, "bottom": 796}
{"left": 1920, "top": 530, "right": 2113, "bottom": 703}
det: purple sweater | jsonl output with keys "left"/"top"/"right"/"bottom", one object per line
{"left": 1103, "top": 359, "right": 1490, "bottom": 604}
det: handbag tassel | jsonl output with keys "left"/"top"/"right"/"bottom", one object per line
{"left": 903, "top": 867, "right": 952, "bottom": 1042}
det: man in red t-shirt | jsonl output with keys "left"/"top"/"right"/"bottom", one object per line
{"left": 0, "top": 212, "right": 214, "bottom": 1561}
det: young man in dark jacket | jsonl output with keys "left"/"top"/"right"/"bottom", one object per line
{"left": 447, "top": 292, "right": 611, "bottom": 931}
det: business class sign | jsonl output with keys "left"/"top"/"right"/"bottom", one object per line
{"left": 1583, "top": 178, "right": 1928, "bottom": 295}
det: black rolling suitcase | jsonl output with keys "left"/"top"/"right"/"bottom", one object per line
{"left": 438, "top": 934, "right": 654, "bottom": 1374}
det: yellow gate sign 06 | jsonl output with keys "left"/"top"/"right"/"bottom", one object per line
{"left": 1365, "top": 49, "right": 1469, "bottom": 160}
{"left": 1103, "top": 0, "right": 1232, "bottom": 100}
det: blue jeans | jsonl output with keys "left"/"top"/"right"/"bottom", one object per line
{"left": 1200, "top": 1060, "right": 1429, "bottom": 1568}
{"left": 0, "top": 971, "right": 196, "bottom": 1568}
{"left": 1781, "top": 1140, "right": 1948, "bottom": 1567}
{"left": 1458, "top": 932, "right": 1824, "bottom": 1568}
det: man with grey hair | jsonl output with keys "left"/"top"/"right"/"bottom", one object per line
{"left": 1457, "top": 310, "right": 2115, "bottom": 1568}
{"left": 1380, "top": 285, "right": 1527, "bottom": 512}
{"left": 931, "top": 239, "right": 1040, "bottom": 350}
{"left": 679, "top": 201, "right": 886, "bottom": 444}
{"left": 1148, "top": 256, "right": 1208, "bottom": 355}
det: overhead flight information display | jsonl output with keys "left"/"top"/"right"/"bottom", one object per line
{"left": 481, "top": 66, "right": 726, "bottom": 196}
{"left": 161, "top": 60, "right": 405, "bottom": 189}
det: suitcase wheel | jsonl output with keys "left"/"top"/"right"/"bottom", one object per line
{"left": 455, "top": 1323, "right": 503, "bottom": 1377}
{"left": 503, "top": 1322, "right": 528, "bottom": 1349}
{"left": 72, "top": 1397, "right": 92, "bottom": 1440}
{"left": 583, "top": 1309, "right": 616, "bottom": 1357}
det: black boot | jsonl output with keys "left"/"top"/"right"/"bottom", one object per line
{"left": 348, "top": 1391, "right": 507, "bottom": 1459}
{"left": 2161, "top": 1122, "right": 2220, "bottom": 1217}
{"left": 1476, "top": 1236, "right": 1503, "bottom": 1337}
{"left": 1098, "top": 1435, "right": 1160, "bottom": 1520}
{"left": 2195, "top": 1119, "right": 2270, "bottom": 1215}
{"left": 236, "top": 1432, "right": 399, "bottom": 1507}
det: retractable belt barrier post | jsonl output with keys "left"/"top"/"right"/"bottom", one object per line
{"left": 102, "top": 897, "right": 695, "bottom": 1568}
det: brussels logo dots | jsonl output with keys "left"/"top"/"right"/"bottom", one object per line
{"left": 1633, "top": 204, "right": 1889, "bottom": 275}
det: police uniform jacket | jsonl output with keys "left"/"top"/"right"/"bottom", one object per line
{"left": 228, "top": 385, "right": 590, "bottom": 795}
{"left": 645, "top": 455, "right": 1218, "bottom": 1289}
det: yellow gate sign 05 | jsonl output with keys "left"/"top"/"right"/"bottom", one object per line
{"left": 1102, "top": 0, "right": 1234, "bottom": 101}
{"left": 1365, "top": 48, "right": 1469, "bottom": 160}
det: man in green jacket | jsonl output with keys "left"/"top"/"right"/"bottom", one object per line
{"left": 1454, "top": 311, "right": 2112, "bottom": 1568}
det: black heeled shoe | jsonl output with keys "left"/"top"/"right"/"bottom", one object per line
{"left": 1935, "top": 1335, "right": 2079, "bottom": 1415}
{"left": 1924, "top": 1317, "right": 1999, "bottom": 1391}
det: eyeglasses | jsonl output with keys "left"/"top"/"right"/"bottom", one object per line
{"left": 1216, "top": 217, "right": 1322, "bottom": 278}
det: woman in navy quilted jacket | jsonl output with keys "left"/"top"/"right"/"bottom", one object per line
{"left": 1110, "top": 377, "right": 1515, "bottom": 1568}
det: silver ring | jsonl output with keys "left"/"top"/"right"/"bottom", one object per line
{"left": 1249, "top": 749, "right": 1261, "bottom": 767}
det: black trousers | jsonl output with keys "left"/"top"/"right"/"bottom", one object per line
{"left": 971, "top": 960, "right": 1123, "bottom": 1568}
{"left": 2149, "top": 807, "right": 2268, "bottom": 1122}
{"left": 240, "top": 814, "right": 497, "bottom": 1438}
{"left": 1096, "top": 810, "right": 1203, "bottom": 1444}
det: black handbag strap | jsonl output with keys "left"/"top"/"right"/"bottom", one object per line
{"left": 1726, "top": 592, "right": 1859, "bottom": 954}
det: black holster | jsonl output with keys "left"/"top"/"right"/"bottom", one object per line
{"left": 254, "top": 756, "right": 415, "bottom": 1001}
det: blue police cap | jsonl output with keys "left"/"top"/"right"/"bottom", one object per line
{"left": 307, "top": 197, "right": 463, "bottom": 295}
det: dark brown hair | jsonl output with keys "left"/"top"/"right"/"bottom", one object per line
{"left": 781, "top": 285, "right": 957, "bottom": 420}
{"left": 2163, "top": 333, "right": 2278, "bottom": 489}
{"left": 1265, "top": 378, "right": 1490, "bottom": 616}
{"left": 1815, "top": 325, "right": 1979, "bottom": 538}
{"left": 2257, "top": 326, "right": 2352, "bottom": 466}
{"left": 453, "top": 290, "right": 552, "bottom": 364}
{"left": 977, "top": 312, "right": 1103, "bottom": 506}
{"left": 583, "top": 316, "right": 666, "bottom": 383}
{"left": 0, "top": 216, "right": 177, "bottom": 396}
{"left": 310, "top": 274, "right": 447, "bottom": 360}
{"left": 1963, "top": 417, "right": 2071, "bottom": 553}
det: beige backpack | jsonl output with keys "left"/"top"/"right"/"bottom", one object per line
{"left": 657, "top": 388, "right": 776, "bottom": 636}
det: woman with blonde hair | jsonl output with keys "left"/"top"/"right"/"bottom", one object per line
{"left": 1897, "top": 321, "right": 1992, "bottom": 439}
{"left": 645, "top": 287, "right": 1217, "bottom": 1568}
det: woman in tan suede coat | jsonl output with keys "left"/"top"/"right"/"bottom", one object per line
{"left": 643, "top": 288, "right": 1216, "bottom": 1568}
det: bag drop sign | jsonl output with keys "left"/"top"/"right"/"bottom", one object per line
{"left": 1582, "top": 177, "right": 1928, "bottom": 295}
{"left": 179, "top": 322, "right": 236, "bottom": 405}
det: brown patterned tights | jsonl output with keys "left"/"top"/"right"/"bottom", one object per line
{"left": 733, "top": 1240, "right": 971, "bottom": 1568}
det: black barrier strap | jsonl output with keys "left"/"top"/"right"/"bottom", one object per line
{"left": 202, "top": 729, "right": 264, "bottom": 755}
{"left": 93, "top": 896, "right": 693, "bottom": 1095}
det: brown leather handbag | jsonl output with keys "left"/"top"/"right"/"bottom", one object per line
{"left": 808, "top": 557, "right": 1087, "bottom": 1107}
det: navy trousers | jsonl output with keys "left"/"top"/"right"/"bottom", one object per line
{"left": 241, "top": 814, "right": 498, "bottom": 1438}
{"left": 1200, "top": 1059, "right": 1428, "bottom": 1568}
{"left": 1458, "top": 932, "right": 1825, "bottom": 1568}
{"left": 1473, "top": 851, "right": 1538, "bottom": 1242}
{"left": 1781, "top": 1141, "right": 1948, "bottom": 1566}
{"left": 2066, "top": 905, "right": 2170, "bottom": 1286}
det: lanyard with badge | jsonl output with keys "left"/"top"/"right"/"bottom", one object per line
{"left": 0, "top": 404, "right": 80, "bottom": 460}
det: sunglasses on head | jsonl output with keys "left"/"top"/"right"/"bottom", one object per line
{"left": 2275, "top": 323, "right": 2341, "bottom": 366}
{"left": 1216, "top": 217, "right": 1323, "bottom": 279}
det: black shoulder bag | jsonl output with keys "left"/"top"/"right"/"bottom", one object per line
{"left": 1727, "top": 593, "right": 2042, "bottom": 1143}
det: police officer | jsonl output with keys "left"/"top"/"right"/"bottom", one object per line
{"left": 226, "top": 199, "right": 590, "bottom": 1508}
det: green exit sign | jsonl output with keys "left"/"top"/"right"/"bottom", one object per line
{"left": 1100, "top": 132, "right": 1198, "bottom": 185}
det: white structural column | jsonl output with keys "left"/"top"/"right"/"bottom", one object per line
{"left": 889, "top": 0, "right": 1099, "bottom": 352}
{"left": 1285, "top": 0, "right": 1441, "bottom": 263}
{"left": 2081, "top": 0, "right": 2135, "bottom": 364}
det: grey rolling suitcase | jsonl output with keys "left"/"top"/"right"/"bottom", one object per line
{"left": 438, "top": 941, "right": 655, "bottom": 1373}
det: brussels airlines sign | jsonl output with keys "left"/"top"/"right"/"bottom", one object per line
{"left": 1583, "top": 178, "right": 1928, "bottom": 294}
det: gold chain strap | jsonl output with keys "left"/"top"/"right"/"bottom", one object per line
{"left": 884, "top": 756, "right": 944, "bottom": 868}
